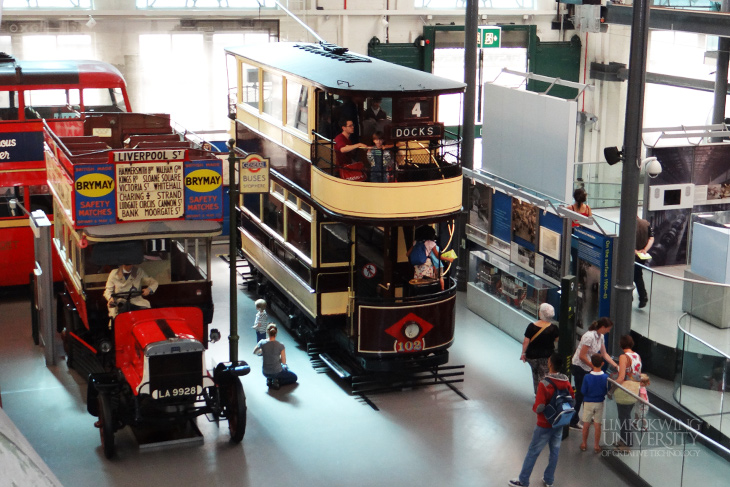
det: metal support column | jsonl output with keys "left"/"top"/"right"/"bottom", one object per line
{"left": 614, "top": 0, "right": 652, "bottom": 346}
{"left": 456, "top": 0, "right": 479, "bottom": 291}
{"left": 227, "top": 140, "right": 239, "bottom": 363}
{"left": 711, "top": 0, "right": 730, "bottom": 142}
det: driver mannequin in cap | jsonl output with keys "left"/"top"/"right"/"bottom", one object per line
{"left": 104, "top": 264, "right": 158, "bottom": 317}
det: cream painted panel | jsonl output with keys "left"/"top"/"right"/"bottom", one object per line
{"left": 241, "top": 230, "right": 316, "bottom": 319}
{"left": 258, "top": 117, "right": 283, "bottom": 145}
{"left": 311, "top": 169, "right": 462, "bottom": 218}
{"left": 282, "top": 130, "right": 311, "bottom": 160}
{"left": 320, "top": 291, "right": 348, "bottom": 315}
{"left": 236, "top": 107, "right": 259, "bottom": 131}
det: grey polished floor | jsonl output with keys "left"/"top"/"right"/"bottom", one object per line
{"left": 0, "top": 249, "right": 634, "bottom": 487}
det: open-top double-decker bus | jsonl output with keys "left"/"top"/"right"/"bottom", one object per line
{"left": 0, "top": 54, "right": 131, "bottom": 286}
{"left": 45, "top": 112, "right": 248, "bottom": 457}
{"left": 226, "top": 42, "right": 466, "bottom": 383}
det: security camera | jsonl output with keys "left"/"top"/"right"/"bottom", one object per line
{"left": 642, "top": 157, "right": 662, "bottom": 178}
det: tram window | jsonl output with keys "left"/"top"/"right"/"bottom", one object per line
{"left": 0, "top": 186, "right": 22, "bottom": 218}
{"left": 286, "top": 81, "right": 308, "bottom": 134}
{"left": 286, "top": 191, "right": 297, "bottom": 206}
{"left": 0, "top": 91, "right": 19, "bottom": 120}
{"left": 300, "top": 201, "right": 311, "bottom": 215}
{"left": 242, "top": 193, "right": 261, "bottom": 219}
{"left": 263, "top": 194, "right": 284, "bottom": 237}
{"left": 262, "top": 71, "right": 283, "bottom": 121}
{"left": 83, "top": 88, "right": 127, "bottom": 112}
{"left": 240, "top": 63, "right": 259, "bottom": 110}
{"left": 29, "top": 185, "right": 53, "bottom": 215}
{"left": 315, "top": 91, "right": 337, "bottom": 140}
{"left": 286, "top": 209, "right": 311, "bottom": 258}
{"left": 23, "top": 89, "right": 81, "bottom": 119}
{"left": 272, "top": 182, "right": 284, "bottom": 198}
{"left": 170, "top": 238, "right": 208, "bottom": 282}
{"left": 320, "top": 223, "right": 350, "bottom": 264}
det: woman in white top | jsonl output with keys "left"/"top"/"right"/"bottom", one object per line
{"left": 615, "top": 334, "right": 642, "bottom": 447}
{"left": 569, "top": 317, "right": 619, "bottom": 429}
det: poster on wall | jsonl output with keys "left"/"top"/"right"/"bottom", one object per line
{"left": 535, "top": 210, "right": 563, "bottom": 284}
{"left": 488, "top": 190, "right": 512, "bottom": 256}
{"left": 467, "top": 181, "right": 491, "bottom": 245}
{"left": 647, "top": 145, "right": 730, "bottom": 266}
{"left": 510, "top": 199, "right": 538, "bottom": 272}
{"left": 571, "top": 226, "right": 613, "bottom": 331}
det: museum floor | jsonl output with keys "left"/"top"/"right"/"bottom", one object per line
{"left": 0, "top": 244, "right": 640, "bottom": 487}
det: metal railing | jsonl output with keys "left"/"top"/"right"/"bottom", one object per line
{"left": 311, "top": 131, "right": 462, "bottom": 183}
{"left": 603, "top": 378, "right": 730, "bottom": 485}
{"left": 676, "top": 315, "right": 730, "bottom": 440}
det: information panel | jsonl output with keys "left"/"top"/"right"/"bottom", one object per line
{"left": 116, "top": 161, "right": 184, "bottom": 221}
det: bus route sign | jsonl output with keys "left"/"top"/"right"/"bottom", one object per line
{"left": 478, "top": 26, "right": 502, "bottom": 49}
{"left": 239, "top": 153, "right": 270, "bottom": 194}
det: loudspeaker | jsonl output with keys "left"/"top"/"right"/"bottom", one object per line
{"left": 604, "top": 146, "right": 623, "bottom": 165}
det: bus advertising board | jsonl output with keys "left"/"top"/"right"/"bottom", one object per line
{"left": 60, "top": 155, "right": 223, "bottom": 228}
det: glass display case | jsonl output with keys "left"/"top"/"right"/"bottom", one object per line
{"left": 469, "top": 249, "right": 558, "bottom": 320}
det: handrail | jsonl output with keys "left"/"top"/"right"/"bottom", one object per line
{"left": 608, "top": 377, "right": 730, "bottom": 456}
{"left": 677, "top": 312, "right": 730, "bottom": 360}
{"left": 636, "top": 261, "right": 730, "bottom": 289}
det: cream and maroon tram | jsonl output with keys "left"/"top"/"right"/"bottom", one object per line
{"left": 226, "top": 42, "right": 466, "bottom": 375}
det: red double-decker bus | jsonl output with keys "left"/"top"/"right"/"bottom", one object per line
{"left": 0, "top": 54, "right": 131, "bottom": 286}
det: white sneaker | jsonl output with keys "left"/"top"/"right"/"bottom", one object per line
{"left": 543, "top": 479, "right": 553, "bottom": 487}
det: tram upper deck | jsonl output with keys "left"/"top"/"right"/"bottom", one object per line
{"left": 45, "top": 112, "right": 223, "bottom": 330}
{"left": 225, "top": 42, "right": 466, "bottom": 222}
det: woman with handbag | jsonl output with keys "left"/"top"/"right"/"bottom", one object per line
{"left": 569, "top": 317, "right": 619, "bottom": 430}
{"left": 614, "top": 335, "right": 642, "bottom": 448}
{"left": 520, "top": 303, "right": 560, "bottom": 393}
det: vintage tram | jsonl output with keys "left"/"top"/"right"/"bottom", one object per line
{"left": 225, "top": 42, "right": 466, "bottom": 379}
{"left": 0, "top": 54, "right": 131, "bottom": 286}
{"left": 45, "top": 112, "right": 248, "bottom": 457}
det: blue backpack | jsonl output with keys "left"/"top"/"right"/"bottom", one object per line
{"left": 543, "top": 378, "right": 575, "bottom": 428}
{"left": 409, "top": 241, "right": 428, "bottom": 266}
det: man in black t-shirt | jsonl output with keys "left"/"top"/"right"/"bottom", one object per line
{"left": 635, "top": 216, "right": 654, "bottom": 308}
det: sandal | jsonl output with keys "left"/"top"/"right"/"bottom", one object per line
{"left": 580, "top": 444, "right": 587, "bottom": 451}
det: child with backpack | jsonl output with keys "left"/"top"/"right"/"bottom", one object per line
{"left": 580, "top": 354, "right": 609, "bottom": 453}
{"left": 509, "top": 353, "right": 574, "bottom": 487}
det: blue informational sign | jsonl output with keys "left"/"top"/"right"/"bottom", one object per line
{"left": 0, "top": 131, "right": 44, "bottom": 162}
{"left": 184, "top": 160, "right": 223, "bottom": 220}
{"left": 572, "top": 226, "right": 614, "bottom": 319}
{"left": 491, "top": 190, "right": 512, "bottom": 243}
{"left": 540, "top": 210, "right": 562, "bottom": 234}
{"left": 74, "top": 164, "right": 117, "bottom": 226}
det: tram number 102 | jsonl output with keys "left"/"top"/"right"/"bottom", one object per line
{"left": 395, "top": 338, "right": 425, "bottom": 353}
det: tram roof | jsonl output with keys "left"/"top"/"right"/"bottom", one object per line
{"left": 224, "top": 42, "right": 466, "bottom": 96}
{"left": 0, "top": 56, "right": 127, "bottom": 88}
{"left": 84, "top": 220, "right": 222, "bottom": 242}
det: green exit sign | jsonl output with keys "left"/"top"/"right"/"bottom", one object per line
{"left": 478, "top": 26, "right": 502, "bottom": 48}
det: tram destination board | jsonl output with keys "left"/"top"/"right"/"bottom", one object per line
{"left": 115, "top": 161, "right": 184, "bottom": 221}
{"left": 390, "top": 122, "right": 444, "bottom": 141}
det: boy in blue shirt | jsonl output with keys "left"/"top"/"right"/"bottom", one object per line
{"left": 580, "top": 354, "right": 609, "bottom": 453}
